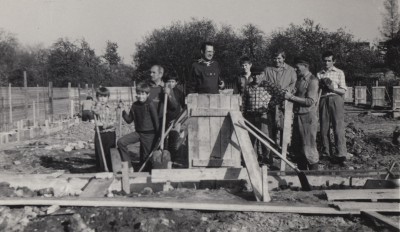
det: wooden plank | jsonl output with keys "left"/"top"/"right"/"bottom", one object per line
{"left": 121, "top": 161, "right": 130, "bottom": 194}
{"left": 190, "top": 108, "right": 230, "bottom": 117}
{"left": 230, "top": 111, "right": 263, "bottom": 201}
{"left": 80, "top": 178, "right": 114, "bottom": 198}
{"left": 230, "top": 95, "right": 240, "bottom": 110}
{"left": 197, "top": 95, "right": 211, "bottom": 161}
{"left": 262, "top": 165, "right": 271, "bottom": 202}
{"left": 192, "top": 159, "right": 237, "bottom": 167}
{"left": 325, "top": 189, "right": 400, "bottom": 201}
{"left": 209, "top": 95, "right": 221, "bottom": 159}
{"left": 187, "top": 117, "right": 199, "bottom": 168}
{"left": 0, "top": 197, "right": 354, "bottom": 215}
{"left": 280, "top": 100, "right": 293, "bottom": 171}
{"left": 333, "top": 202, "right": 400, "bottom": 213}
{"left": 151, "top": 168, "right": 248, "bottom": 182}
{"left": 361, "top": 211, "right": 400, "bottom": 232}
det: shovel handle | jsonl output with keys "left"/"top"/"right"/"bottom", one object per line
{"left": 94, "top": 115, "right": 109, "bottom": 172}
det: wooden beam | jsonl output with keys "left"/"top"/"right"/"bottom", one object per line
{"left": 192, "top": 159, "right": 237, "bottom": 167}
{"left": 361, "top": 211, "right": 400, "bottom": 232}
{"left": 0, "top": 197, "right": 354, "bottom": 215}
{"left": 151, "top": 168, "right": 249, "bottom": 182}
{"left": 190, "top": 108, "right": 230, "bottom": 117}
{"left": 230, "top": 111, "right": 263, "bottom": 201}
{"left": 333, "top": 202, "right": 400, "bottom": 213}
{"left": 325, "top": 189, "right": 400, "bottom": 201}
{"left": 262, "top": 165, "right": 271, "bottom": 202}
{"left": 80, "top": 178, "right": 114, "bottom": 198}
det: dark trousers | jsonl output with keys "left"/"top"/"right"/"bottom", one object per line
{"left": 94, "top": 131, "right": 116, "bottom": 172}
{"left": 117, "top": 131, "right": 156, "bottom": 165}
{"left": 245, "top": 113, "right": 269, "bottom": 157}
{"left": 292, "top": 112, "right": 319, "bottom": 170}
{"left": 264, "top": 107, "right": 284, "bottom": 161}
{"left": 319, "top": 95, "right": 347, "bottom": 158}
{"left": 82, "top": 110, "right": 94, "bottom": 121}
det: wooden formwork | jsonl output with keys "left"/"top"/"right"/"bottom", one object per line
{"left": 344, "top": 87, "right": 354, "bottom": 103}
{"left": 354, "top": 86, "right": 367, "bottom": 105}
{"left": 393, "top": 86, "right": 400, "bottom": 118}
{"left": 371, "top": 86, "right": 386, "bottom": 107}
{"left": 186, "top": 94, "right": 242, "bottom": 168}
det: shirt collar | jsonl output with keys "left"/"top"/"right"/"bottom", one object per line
{"left": 301, "top": 71, "right": 312, "bottom": 80}
{"left": 273, "top": 63, "right": 287, "bottom": 72}
{"left": 198, "top": 58, "right": 214, "bottom": 66}
{"left": 322, "top": 66, "right": 338, "bottom": 73}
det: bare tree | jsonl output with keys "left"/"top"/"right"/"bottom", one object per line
{"left": 381, "top": 0, "right": 400, "bottom": 39}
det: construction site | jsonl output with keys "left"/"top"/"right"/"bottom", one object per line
{"left": 0, "top": 80, "right": 399, "bottom": 232}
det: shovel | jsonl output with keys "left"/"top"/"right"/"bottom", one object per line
{"left": 239, "top": 120, "right": 312, "bottom": 191}
{"left": 138, "top": 109, "right": 188, "bottom": 172}
{"left": 364, "top": 161, "right": 400, "bottom": 189}
{"left": 110, "top": 101, "right": 123, "bottom": 174}
{"left": 94, "top": 115, "right": 109, "bottom": 172}
{"left": 151, "top": 91, "right": 171, "bottom": 169}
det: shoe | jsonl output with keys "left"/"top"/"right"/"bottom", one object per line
{"left": 309, "top": 163, "right": 319, "bottom": 170}
{"left": 331, "top": 156, "right": 346, "bottom": 165}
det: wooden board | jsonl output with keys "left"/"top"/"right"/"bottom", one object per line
{"left": 280, "top": 100, "right": 293, "bottom": 171}
{"left": 79, "top": 178, "right": 114, "bottom": 198}
{"left": 230, "top": 111, "right": 263, "bottom": 201}
{"left": 190, "top": 108, "right": 230, "bottom": 117}
{"left": 325, "top": 189, "right": 400, "bottom": 201}
{"left": 0, "top": 197, "right": 354, "bottom": 215}
{"left": 361, "top": 211, "right": 400, "bottom": 232}
{"left": 209, "top": 95, "right": 221, "bottom": 159}
{"left": 333, "top": 202, "right": 400, "bottom": 213}
{"left": 192, "top": 159, "right": 237, "bottom": 167}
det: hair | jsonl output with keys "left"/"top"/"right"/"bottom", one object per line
{"left": 322, "top": 51, "right": 336, "bottom": 61}
{"left": 294, "top": 58, "right": 310, "bottom": 68}
{"left": 151, "top": 65, "right": 164, "bottom": 75}
{"left": 136, "top": 82, "right": 151, "bottom": 94}
{"left": 163, "top": 69, "right": 178, "bottom": 82}
{"left": 96, "top": 87, "right": 110, "bottom": 98}
{"left": 272, "top": 50, "right": 286, "bottom": 59}
{"left": 239, "top": 56, "right": 252, "bottom": 65}
{"left": 200, "top": 41, "right": 214, "bottom": 52}
{"left": 86, "top": 96, "right": 93, "bottom": 100}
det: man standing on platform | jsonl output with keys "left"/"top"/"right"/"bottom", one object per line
{"left": 284, "top": 59, "right": 319, "bottom": 170}
{"left": 317, "top": 51, "right": 348, "bottom": 165}
{"left": 262, "top": 50, "right": 297, "bottom": 163}
{"left": 187, "top": 42, "right": 224, "bottom": 94}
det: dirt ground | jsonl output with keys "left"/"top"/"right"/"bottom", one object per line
{"left": 0, "top": 105, "right": 399, "bottom": 231}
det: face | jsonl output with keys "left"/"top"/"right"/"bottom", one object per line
{"left": 136, "top": 91, "right": 149, "bottom": 103}
{"left": 295, "top": 64, "right": 308, "bottom": 76}
{"left": 241, "top": 62, "right": 252, "bottom": 74}
{"left": 166, "top": 79, "right": 177, "bottom": 88}
{"left": 273, "top": 54, "right": 285, "bottom": 68}
{"left": 201, "top": 45, "right": 214, "bottom": 61}
{"left": 98, "top": 95, "right": 109, "bottom": 103}
{"left": 323, "top": 56, "right": 335, "bottom": 69}
{"left": 150, "top": 66, "right": 163, "bottom": 83}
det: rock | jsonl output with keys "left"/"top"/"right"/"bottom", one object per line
{"left": 141, "top": 187, "right": 153, "bottom": 195}
{"left": 13, "top": 160, "right": 21, "bottom": 165}
{"left": 64, "top": 145, "right": 73, "bottom": 152}
{"left": 163, "top": 181, "right": 174, "bottom": 192}
{"left": 46, "top": 205, "right": 60, "bottom": 214}
{"left": 70, "top": 213, "right": 95, "bottom": 232}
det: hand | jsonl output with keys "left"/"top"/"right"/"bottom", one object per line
{"left": 218, "top": 80, "right": 225, "bottom": 89}
{"left": 164, "top": 84, "right": 172, "bottom": 95}
{"left": 284, "top": 92, "right": 293, "bottom": 100}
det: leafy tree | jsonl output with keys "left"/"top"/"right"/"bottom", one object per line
{"left": 381, "top": 0, "right": 400, "bottom": 40}
{"left": 103, "top": 41, "right": 121, "bottom": 66}
{"left": 0, "top": 29, "right": 19, "bottom": 86}
{"left": 240, "top": 24, "right": 269, "bottom": 71}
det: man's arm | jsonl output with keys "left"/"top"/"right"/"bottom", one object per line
{"left": 332, "top": 70, "right": 347, "bottom": 96}
{"left": 286, "top": 78, "right": 319, "bottom": 106}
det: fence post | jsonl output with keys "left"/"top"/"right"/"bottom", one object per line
{"left": 8, "top": 83, "right": 12, "bottom": 124}
{"left": 78, "top": 83, "right": 81, "bottom": 116}
{"left": 23, "top": 71, "right": 28, "bottom": 120}
{"left": 33, "top": 100, "right": 36, "bottom": 127}
{"left": 48, "top": 82, "right": 53, "bottom": 121}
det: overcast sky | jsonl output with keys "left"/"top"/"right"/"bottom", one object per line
{"left": 0, "top": 0, "right": 384, "bottom": 64}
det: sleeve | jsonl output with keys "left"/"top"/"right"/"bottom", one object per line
{"left": 337, "top": 70, "right": 347, "bottom": 91}
{"left": 233, "top": 76, "right": 240, "bottom": 94}
{"left": 122, "top": 104, "right": 135, "bottom": 124}
{"left": 149, "top": 103, "right": 159, "bottom": 133}
{"left": 167, "top": 89, "right": 179, "bottom": 111}
{"left": 288, "top": 69, "right": 297, "bottom": 92}
{"left": 186, "top": 63, "right": 197, "bottom": 95}
{"left": 303, "top": 78, "right": 319, "bottom": 107}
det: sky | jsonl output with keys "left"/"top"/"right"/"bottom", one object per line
{"left": 0, "top": 0, "right": 385, "bottom": 64}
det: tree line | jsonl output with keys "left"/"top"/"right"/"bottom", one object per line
{"left": 1, "top": 15, "right": 397, "bottom": 88}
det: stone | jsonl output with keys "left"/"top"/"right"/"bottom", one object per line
{"left": 13, "top": 160, "right": 21, "bottom": 165}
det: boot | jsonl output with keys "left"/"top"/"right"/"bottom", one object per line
{"left": 309, "top": 163, "right": 319, "bottom": 170}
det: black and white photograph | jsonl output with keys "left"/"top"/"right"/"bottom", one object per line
{"left": 0, "top": 0, "right": 399, "bottom": 231}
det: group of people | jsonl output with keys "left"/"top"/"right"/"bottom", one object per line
{"left": 86, "top": 41, "right": 349, "bottom": 172}
{"left": 86, "top": 66, "right": 184, "bottom": 172}
{"left": 187, "top": 42, "right": 349, "bottom": 170}
{"left": 234, "top": 50, "right": 348, "bottom": 170}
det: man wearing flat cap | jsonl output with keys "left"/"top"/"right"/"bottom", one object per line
{"left": 284, "top": 59, "right": 320, "bottom": 170}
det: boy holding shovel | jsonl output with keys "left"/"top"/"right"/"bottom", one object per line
{"left": 117, "top": 82, "right": 159, "bottom": 172}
